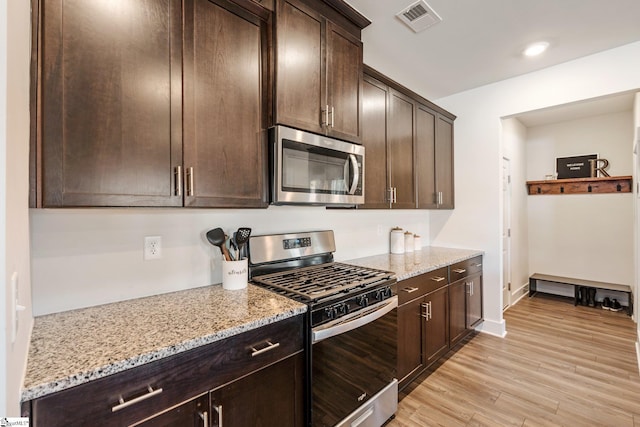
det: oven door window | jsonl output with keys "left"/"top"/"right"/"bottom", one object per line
{"left": 312, "top": 307, "right": 397, "bottom": 427}
{"left": 282, "top": 139, "right": 360, "bottom": 195}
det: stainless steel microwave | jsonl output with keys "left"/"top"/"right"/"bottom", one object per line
{"left": 269, "top": 125, "right": 365, "bottom": 206}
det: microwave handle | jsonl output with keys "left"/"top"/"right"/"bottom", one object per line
{"left": 347, "top": 154, "right": 359, "bottom": 195}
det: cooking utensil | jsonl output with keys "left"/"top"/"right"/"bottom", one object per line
{"left": 206, "top": 228, "right": 232, "bottom": 261}
{"left": 230, "top": 232, "right": 239, "bottom": 260}
{"left": 235, "top": 227, "right": 251, "bottom": 259}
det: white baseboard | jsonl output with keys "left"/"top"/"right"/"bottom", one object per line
{"left": 476, "top": 318, "right": 507, "bottom": 338}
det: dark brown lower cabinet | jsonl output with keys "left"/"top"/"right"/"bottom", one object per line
{"left": 398, "top": 256, "right": 483, "bottom": 391}
{"left": 210, "top": 354, "right": 304, "bottom": 427}
{"left": 24, "top": 315, "right": 304, "bottom": 427}
{"left": 448, "top": 278, "right": 468, "bottom": 348}
{"left": 398, "top": 297, "right": 425, "bottom": 388}
{"left": 467, "top": 273, "right": 483, "bottom": 329}
{"left": 423, "top": 286, "right": 449, "bottom": 366}
{"left": 398, "top": 282, "right": 449, "bottom": 390}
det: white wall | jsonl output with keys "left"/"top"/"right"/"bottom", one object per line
{"left": 423, "top": 41, "right": 640, "bottom": 337}
{"left": 634, "top": 94, "right": 640, "bottom": 348}
{"left": 30, "top": 207, "right": 432, "bottom": 315}
{"left": 526, "top": 112, "right": 633, "bottom": 286}
{"left": 2, "top": 0, "right": 33, "bottom": 415}
{"left": 501, "top": 118, "right": 529, "bottom": 304}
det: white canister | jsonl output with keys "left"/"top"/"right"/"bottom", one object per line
{"left": 222, "top": 258, "right": 248, "bottom": 290}
{"left": 404, "top": 231, "right": 414, "bottom": 253}
{"left": 390, "top": 227, "right": 404, "bottom": 254}
{"left": 414, "top": 234, "right": 422, "bottom": 251}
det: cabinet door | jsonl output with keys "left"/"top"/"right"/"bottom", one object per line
{"left": 467, "top": 274, "right": 483, "bottom": 329}
{"left": 135, "top": 394, "right": 209, "bottom": 427}
{"left": 424, "top": 286, "right": 449, "bottom": 365}
{"left": 360, "top": 75, "right": 389, "bottom": 208}
{"left": 388, "top": 89, "right": 416, "bottom": 208}
{"left": 397, "top": 297, "right": 425, "bottom": 389}
{"left": 183, "top": 0, "right": 268, "bottom": 207}
{"left": 416, "top": 104, "right": 437, "bottom": 209}
{"left": 210, "top": 354, "right": 304, "bottom": 427}
{"left": 325, "top": 21, "right": 362, "bottom": 142}
{"left": 275, "top": 0, "right": 324, "bottom": 134}
{"left": 40, "top": 0, "right": 183, "bottom": 207}
{"left": 435, "top": 116, "right": 454, "bottom": 208}
{"left": 449, "top": 278, "right": 467, "bottom": 348}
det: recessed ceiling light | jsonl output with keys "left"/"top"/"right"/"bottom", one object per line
{"left": 523, "top": 41, "right": 549, "bottom": 57}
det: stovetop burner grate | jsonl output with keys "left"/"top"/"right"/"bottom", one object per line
{"left": 251, "top": 262, "right": 394, "bottom": 302}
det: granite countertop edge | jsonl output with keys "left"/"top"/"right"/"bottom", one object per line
{"left": 21, "top": 287, "right": 307, "bottom": 403}
{"left": 345, "top": 246, "right": 485, "bottom": 282}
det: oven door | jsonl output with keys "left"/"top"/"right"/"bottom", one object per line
{"left": 311, "top": 297, "right": 398, "bottom": 427}
{"left": 271, "top": 125, "right": 364, "bottom": 206}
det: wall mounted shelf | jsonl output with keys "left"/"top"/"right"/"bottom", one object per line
{"left": 526, "top": 176, "right": 633, "bottom": 195}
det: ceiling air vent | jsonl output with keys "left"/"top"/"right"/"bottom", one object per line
{"left": 396, "top": 0, "right": 442, "bottom": 33}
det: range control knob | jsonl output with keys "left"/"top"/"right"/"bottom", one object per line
{"left": 336, "top": 303, "right": 348, "bottom": 316}
{"left": 357, "top": 295, "right": 369, "bottom": 307}
{"left": 324, "top": 306, "right": 337, "bottom": 320}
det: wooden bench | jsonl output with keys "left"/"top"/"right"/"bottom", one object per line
{"left": 529, "top": 273, "right": 633, "bottom": 316}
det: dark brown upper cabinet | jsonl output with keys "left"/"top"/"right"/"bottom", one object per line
{"left": 32, "top": 0, "right": 269, "bottom": 208}
{"left": 273, "top": 0, "right": 368, "bottom": 143}
{"left": 360, "top": 65, "right": 456, "bottom": 210}
{"left": 388, "top": 88, "right": 417, "bottom": 209}
{"left": 183, "top": 0, "right": 269, "bottom": 208}
{"left": 416, "top": 103, "right": 455, "bottom": 209}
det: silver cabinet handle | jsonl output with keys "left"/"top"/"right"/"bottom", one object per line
{"left": 174, "top": 166, "right": 182, "bottom": 196}
{"left": 438, "top": 191, "right": 443, "bottom": 205}
{"left": 112, "top": 385, "right": 163, "bottom": 412}
{"left": 250, "top": 340, "right": 280, "bottom": 357}
{"left": 185, "top": 167, "right": 194, "bottom": 197}
{"left": 428, "top": 301, "right": 432, "bottom": 320}
{"left": 330, "top": 106, "right": 335, "bottom": 128}
{"left": 402, "top": 287, "right": 419, "bottom": 293}
{"left": 420, "top": 302, "right": 428, "bottom": 319}
{"left": 430, "top": 276, "right": 445, "bottom": 282}
{"left": 453, "top": 268, "right": 466, "bottom": 274}
{"left": 466, "top": 281, "right": 474, "bottom": 296}
{"left": 213, "top": 404, "right": 223, "bottom": 427}
{"left": 476, "top": 263, "right": 483, "bottom": 268}
{"left": 324, "top": 104, "right": 329, "bottom": 126}
{"left": 198, "top": 411, "right": 208, "bottom": 427}
{"left": 471, "top": 281, "right": 474, "bottom": 296}
{"left": 394, "top": 187, "right": 398, "bottom": 203}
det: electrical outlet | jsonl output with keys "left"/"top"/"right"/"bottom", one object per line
{"left": 144, "top": 236, "right": 162, "bottom": 260}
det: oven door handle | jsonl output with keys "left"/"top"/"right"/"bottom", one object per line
{"left": 312, "top": 296, "right": 398, "bottom": 343}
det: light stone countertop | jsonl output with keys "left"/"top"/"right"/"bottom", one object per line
{"left": 346, "top": 246, "right": 484, "bottom": 281}
{"left": 21, "top": 284, "right": 306, "bottom": 402}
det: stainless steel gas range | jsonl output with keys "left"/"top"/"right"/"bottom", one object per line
{"left": 248, "top": 230, "right": 398, "bottom": 427}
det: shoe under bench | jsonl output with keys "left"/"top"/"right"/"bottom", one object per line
{"left": 528, "top": 273, "right": 633, "bottom": 316}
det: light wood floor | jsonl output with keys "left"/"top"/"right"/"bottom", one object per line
{"left": 388, "top": 294, "right": 640, "bottom": 427}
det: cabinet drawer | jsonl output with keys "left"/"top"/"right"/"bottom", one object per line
{"left": 450, "top": 256, "right": 483, "bottom": 282}
{"left": 29, "top": 315, "right": 304, "bottom": 427}
{"left": 398, "top": 267, "right": 448, "bottom": 305}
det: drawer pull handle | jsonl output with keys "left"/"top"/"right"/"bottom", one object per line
{"left": 112, "top": 385, "right": 163, "bottom": 412}
{"left": 402, "top": 287, "right": 419, "bottom": 293}
{"left": 250, "top": 340, "right": 280, "bottom": 357}
{"left": 453, "top": 268, "right": 466, "bottom": 274}
{"left": 430, "top": 276, "right": 445, "bottom": 282}
{"left": 475, "top": 263, "right": 482, "bottom": 268}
